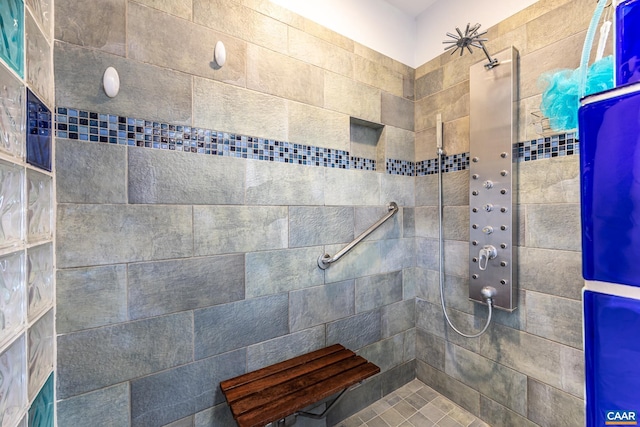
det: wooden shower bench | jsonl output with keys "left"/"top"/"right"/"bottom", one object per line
{"left": 220, "top": 344, "right": 380, "bottom": 427}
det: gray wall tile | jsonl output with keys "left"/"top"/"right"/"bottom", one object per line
{"left": 479, "top": 396, "right": 538, "bottom": 427}
{"left": 380, "top": 238, "right": 416, "bottom": 272}
{"left": 289, "top": 281, "right": 355, "bottom": 332}
{"left": 416, "top": 360, "right": 480, "bottom": 415}
{"left": 326, "top": 310, "right": 381, "bottom": 351}
{"left": 246, "top": 326, "right": 325, "bottom": 371}
{"left": 527, "top": 379, "right": 585, "bottom": 427}
{"left": 403, "top": 208, "right": 416, "bottom": 238}
{"left": 128, "top": 2, "right": 245, "bottom": 87}
{"left": 193, "top": 206, "right": 287, "bottom": 256}
{"left": 382, "top": 299, "right": 415, "bottom": 338}
{"left": 324, "top": 240, "right": 381, "bottom": 283}
{"left": 131, "top": 350, "right": 245, "bottom": 427}
{"left": 358, "top": 334, "right": 404, "bottom": 372}
{"left": 56, "top": 139, "right": 127, "bottom": 204}
{"left": 518, "top": 247, "right": 582, "bottom": 300}
{"left": 246, "top": 161, "right": 324, "bottom": 206}
{"left": 403, "top": 329, "right": 416, "bottom": 361}
{"left": 380, "top": 361, "right": 416, "bottom": 396}
{"left": 516, "top": 156, "right": 579, "bottom": 204}
{"left": 164, "top": 416, "right": 194, "bottom": 427}
{"left": 195, "top": 404, "right": 236, "bottom": 427}
{"left": 324, "top": 168, "right": 381, "bottom": 206}
{"left": 134, "top": 0, "right": 192, "bottom": 19}
{"left": 128, "top": 255, "right": 245, "bottom": 320}
{"left": 324, "top": 71, "right": 381, "bottom": 123}
{"left": 415, "top": 68, "right": 443, "bottom": 100}
{"left": 416, "top": 171, "right": 469, "bottom": 207}
{"left": 355, "top": 206, "right": 401, "bottom": 242}
{"left": 128, "top": 148, "right": 245, "bottom": 205}
{"left": 416, "top": 329, "right": 445, "bottom": 371}
{"left": 381, "top": 175, "right": 415, "bottom": 208}
{"left": 56, "top": 265, "right": 127, "bottom": 334}
{"left": 287, "top": 100, "right": 350, "bottom": 151}
{"left": 381, "top": 93, "right": 414, "bottom": 131}
{"left": 525, "top": 291, "right": 582, "bottom": 349}
{"left": 194, "top": 294, "right": 289, "bottom": 359}
{"left": 289, "top": 206, "right": 354, "bottom": 248}
{"left": 57, "top": 204, "right": 193, "bottom": 268}
{"left": 326, "top": 375, "right": 382, "bottom": 426}
{"left": 525, "top": 204, "right": 581, "bottom": 251}
{"left": 445, "top": 343, "right": 527, "bottom": 415}
{"left": 382, "top": 127, "right": 415, "bottom": 162}
{"left": 55, "top": 42, "right": 192, "bottom": 124}
{"left": 57, "top": 383, "right": 130, "bottom": 427}
{"left": 57, "top": 312, "right": 193, "bottom": 399}
{"left": 245, "top": 247, "right": 325, "bottom": 298}
{"left": 55, "top": 0, "right": 125, "bottom": 55}
{"left": 356, "top": 271, "right": 403, "bottom": 313}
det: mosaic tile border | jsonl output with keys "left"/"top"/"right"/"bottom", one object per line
{"left": 55, "top": 107, "right": 577, "bottom": 176}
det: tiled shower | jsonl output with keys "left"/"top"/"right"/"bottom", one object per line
{"left": 0, "top": 0, "right": 589, "bottom": 426}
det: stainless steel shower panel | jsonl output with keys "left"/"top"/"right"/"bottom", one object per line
{"left": 469, "top": 46, "right": 518, "bottom": 311}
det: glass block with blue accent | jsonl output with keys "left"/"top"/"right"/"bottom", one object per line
{"left": 26, "top": 89, "right": 51, "bottom": 172}
{"left": 28, "top": 372, "right": 53, "bottom": 427}
{"left": 0, "top": 0, "right": 24, "bottom": 77}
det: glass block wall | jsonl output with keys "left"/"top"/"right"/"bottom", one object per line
{"left": 0, "top": 0, "right": 55, "bottom": 426}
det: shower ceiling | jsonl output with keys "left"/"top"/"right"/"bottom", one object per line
{"left": 383, "top": 0, "right": 439, "bottom": 17}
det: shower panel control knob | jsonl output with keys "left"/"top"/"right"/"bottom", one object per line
{"left": 483, "top": 180, "right": 494, "bottom": 189}
{"left": 478, "top": 245, "right": 497, "bottom": 271}
{"left": 484, "top": 204, "right": 493, "bottom": 212}
{"left": 482, "top": 226, "right": 493, "bottom": 235}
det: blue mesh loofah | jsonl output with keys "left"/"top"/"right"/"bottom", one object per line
{"left": 538, "top": 55, "right": 614, "bottom": 131}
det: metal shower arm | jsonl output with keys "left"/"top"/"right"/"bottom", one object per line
{"left": 317, "top": 202, "right": 398, "bottom": 269}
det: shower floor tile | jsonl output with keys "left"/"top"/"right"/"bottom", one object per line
{"left": 333, "top": 380, "right": 489, "bottom": 427}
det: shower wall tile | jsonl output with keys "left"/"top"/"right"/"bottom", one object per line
{"left": 355, "top": 271, "right": 403, "bottom": 313}
{"left": 57, "top": 312, "right": 193, "bottom": 399}
{"left": 130, "top": 349, "right": 245, "bottom": 427}
{"left": 380, "top": 238, "right": 416, "bottom": 272}
{"left": 25, "top": 0, "right": 52, "bottom": 40}
{"left": 355, "top": 206, "right": 401, "bottom": 241}
{"left": 56, "top": 138, "right": 127, "bottom": 204}
{"left": 288, "top": 27, "right": 353, "bottom": 79}
{"left": 415, "top": 128, "right": 436, "bottom": 165}
{"left": 245, "top": 246, "right": 324, "bottom": 298}
{"left": 54, "top": 0, "right": 125, "bottom": 56}
{"left": 383, "top": 126, "right": 415, "bottom": 163}
{"left": 525, "top": 0, "right": 592, "bottom": 53}
{"left": 326, "top": 374, "right": 382, "bottom": 426}
{"left": 193, "top": 0, "right": 288, "bottom": 55}
{"left": 25, "top": 90, "right": 51, "bottom": 172}
{"left": 478, "top": 322, "right": 583, "bottom": 398}
{"left": 525, "top": 203, "right": 581, "bottom": 251}
{"left": 0, "top": 334, "right": 26, "bottom": 427}
{"left": 381, "top": 360, "right": 416, "bottom": 396}
{"left": 480, "top": 396, "right": 539, "bottom": 427}
{"left": 193, "top": 77, "right": 287, "bottom": 142}
{"left": 527, "top": 379, "right": 585, "bottom": 427}
{"left": 128, "top": 147, "right": 245, "bottom": 205}
{"left": 0, "top": 0, "right": 24, "bottom": 77}
{"left": 324, "top": 240, "right": 381, "bottom": 283}
{"left": 128, "top": 254, "right": 245, "bottom": 320}
{"left": 0, "top": 65, "right": 25, "bottom": 159}
{"left": 247, "top": 43, "right": 324, "bottom": 107}
{"left": 27, "top": 372, "right": 53, "bottom": 427}
{"left": 416, "top": 329, "right": 445, "bottom": 371}
{"left": 127, "top": 2, "right": 246, "bottom": 87}
{"left": 193, "top": 206, "right": 287, "bottom": 256}
{"left": 525, "top": 291, "right": 582, "bottom": 349}
{"left": 246, "top": 325, "right": 325, "bottom": 371}
{"left": 354, "top": 56, "right": 403, "bottom": 98}
{"left": 246, "top": 160, "right": 324, "bottom": 206}
{"left": 442, "top": 116, "right": 470, "bottom": 155}
{"left": 0, "top": 160, "right": 24, "bottom": 249}
{"left": 518, "top": 247, "right": 582, "bottom": 300}
{"left": 415, "top": 68, "right": 443, "bottom": 100}
{"left": 27, "top": 309, "right": 53, "bottom": 400}
{"left": 402, "top": 208, "right": 415, "bottom": 238}
{"left": 289, "top": 281, "right": 355, "bottom": 332}
{"left": 381, "top": 175, "right": 415, "bottom": 213}
{"left": 326, "top": 310, "right": 381, "bottom": 351}
{"left": 415, "top": 170, "right": 469, "bottom": 207}
{"left": 0, "top": 250, "right": 24, "bottom": 346}
{"left": 165, "top": 416, "right": 194, "bottom": 427}
{"left": 193, "top": 294, "right": 289, "bottom": 360}
{"left": 194, "top": 403, "right": 235, "bottom": 427}
{"left": 56, "top": 265, "right": 127, "bottom": 334}
{"left": 26, "top": 243, "right": 52, "bottom": 320}
{"left": 289, "top": 206, "right": 354, "bottom": 248}
{"left": 287, "top": 100, "right": 350, "bottom": 152}
{"left": 516, "top": 155, "right": 579, "bottom": 204}
{"left": 415, "top": 81, "right": 469, "bottom": 132}
{"left": 445, "top": 343, "right": 527, "bottom": 415}
{"left": 134, "top": 0, "right": 191, "bottom": 19}
{"left": 381, "top": 93, "right": 414, "bottom": 131}
{"left": 380, "top": 299, "right": 414, "bottom": 338}
{"left": 55, "top": 42, "right": 192, "bottom": 124}
{"left": 416, "top": 360, "right": 480, "bottom": 416}
{"left": 357, "top": 334, "right": 404, "bottom": 373}
{"left": 403, "top": 328, "right": 416, "bottom": 361}
{"left": 325, "top": 168, "right": 380, "bottom": 206}
{"left": 57, "top": 204, "right": 193, "bottom": 268}
{"left": 56, "top": 383, "right": 130, "bottom": 427}
{"left": 25, "top": 13, "right": 53, "bottom": 108}
{"left": 324, "top": 71, "right": 381, "bottom": 123}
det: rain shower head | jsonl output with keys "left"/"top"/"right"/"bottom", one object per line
{"left": 443, "top": 23, "right": 499, "bottom": 69}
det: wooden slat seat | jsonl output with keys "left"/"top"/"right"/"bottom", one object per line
{"left": 220, "top": 344, "right": 380, "bottom": 427}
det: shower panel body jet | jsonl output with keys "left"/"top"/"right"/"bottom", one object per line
{"left": 468, "top": 46, "right": 519, "bottom": 311}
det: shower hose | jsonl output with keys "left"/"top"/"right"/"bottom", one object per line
{"left": 437, "top": 148, "right": 493, "bottom": 338}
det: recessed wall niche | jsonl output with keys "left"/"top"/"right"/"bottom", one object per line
{"left": 350, "top": 117, "right": 385, "bottom": 167}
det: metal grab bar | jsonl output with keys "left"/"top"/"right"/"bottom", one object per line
{"left": 317, "top": 202, "right": 399, "bottom": 270}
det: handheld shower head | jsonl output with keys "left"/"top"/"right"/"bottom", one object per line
{"left": 443, "top": 23, "right": 499, "bottom": 69}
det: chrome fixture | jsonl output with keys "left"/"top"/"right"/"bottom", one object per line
{"left": 443, "top": 23, "right": 499, "bottom": 69}
{"left": 317, "top": 202, "right": 398, "bottom": 269}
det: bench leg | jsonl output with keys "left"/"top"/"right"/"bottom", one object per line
{"left": 295, "top": 382, "right": 357, "bottom": 420}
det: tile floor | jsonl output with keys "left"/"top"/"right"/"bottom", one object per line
{"left": 334, "top": 380, "right": 489, "bottom": 427}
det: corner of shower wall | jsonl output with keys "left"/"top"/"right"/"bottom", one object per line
{"left": 0, "top": 0, "right": 56, "bottom": 426}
